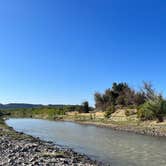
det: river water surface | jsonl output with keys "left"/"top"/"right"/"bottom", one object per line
{"left": 6, "top": 118, "right": 166, "bottom": 166}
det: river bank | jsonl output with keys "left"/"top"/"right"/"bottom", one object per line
{"left": 0, "top": 119, "right": 103, "bottom": 166}
{"left": 7, "top": 106, "right": 166, "bottom": 137}
{"left": 73, "top": 120, "right": 166, "bottom": 137}
{"left": 9, "top": 114, "right": 166, "bottom": 137}
{"left": 53, "top": 110, "right": 166, "bottom": 137}
{"left": 6, "top": 118, "right": 166, "bottom": 166}
{"left": 59, "top": 115, "right": 166, "bottom": 137}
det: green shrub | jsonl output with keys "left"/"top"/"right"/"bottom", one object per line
{"left": 104, "top": 105, "right": 115, "bottom": 118}
{"left": 137, "top": 98, "right": 166, "bottom": 122}
{"left": 137, "top": 102, "right": 156, "bottom": 120}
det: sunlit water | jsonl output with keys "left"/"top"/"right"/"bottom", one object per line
{"left": 6, "top": 118, "right": 166, "bottom": 166}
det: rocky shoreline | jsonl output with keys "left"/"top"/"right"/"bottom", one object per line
{"left": 0, "top": 125, "right": 104, "bottom": 166}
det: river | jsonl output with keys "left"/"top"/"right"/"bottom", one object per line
{"left": 6, "top": 118, "right": 166, "bottom": 166}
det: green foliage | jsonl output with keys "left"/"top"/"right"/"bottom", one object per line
{"left": 137, "top": 82, "right": 164, "bottom": 121}
{"left": 141, "top": 82, "right": 157, "bottom": 101}
{"left": 112, "top": 82, "right": 129, "bottom": 94}
{"left": 104, "top": 105, "right": 115, "bottom": 118}
{"left": 138, "top": 97, "right": 166, "bottom": 122}
{"left": 95, "top": 82, "right": 146, "bottom": 111}
{"left": 79, "top": 101, "right": 90, "bottom": 113}
{"left": 95, "top": 81, "right": 166, "bottom": 123}
{"left": 6, "top": 107, "right": 67, "bottom": 119}
{"left": 134, "top": 92, "right": 146, "bottom": 106}
{"left": 137, "top": 102, "right": 156, "bottom": 120}
{"left": 94, "top": 92, "right": 106, "bottom": 111}
{"left": 4, "top": 102, "right": 93, "bottom": 121}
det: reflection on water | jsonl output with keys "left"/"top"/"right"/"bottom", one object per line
{"left": 6, "top": 118, "right": 166, "bottom": 166}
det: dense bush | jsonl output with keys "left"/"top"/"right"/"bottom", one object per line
{"left": 82, "top": 101, "right": 90, "bottom": 113}
{"left": 138, "top": 96, "right": 166, "bottom": 122}
{"left": 95, "top": 82, "right": 166, "bottom": 122}
{"left": 95, "top": 82, "right": 146, "bottom": 112}
{"left": 137, "top": 102, "right": 156, "bottom": 120}
{"left": 78, "top": 101, "right": 91, "bottom": 113}
{"left": 6, "top": 107, "right": 67, "bottom": 119}
{"left": 6, "top": 102, "right": 92, "bottom": 119}
{"left": 104, "top": 105, "right": 115, "bottom": 118}
{"left": 126, "top": 82, "right": 166, "bottom": 122}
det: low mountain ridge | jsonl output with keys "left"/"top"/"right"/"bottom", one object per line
{"left": 0, "top": 103, "right": 43, "bottom": 110}
{"left": 0, "top": 103, "right": 81, "bottom": 110}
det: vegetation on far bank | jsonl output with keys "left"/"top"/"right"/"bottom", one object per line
{"left": 95, "top": 82, "right": 166, "bottom": 123}
{"left": 1, "top": 81, "right": 166, "bottom": 127}
{"left": 0, "top": 102, "right": 92, "bottom": 120}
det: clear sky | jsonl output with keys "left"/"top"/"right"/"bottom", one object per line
{"left": 0, "top": 0, "right": 166, "bottom": 105}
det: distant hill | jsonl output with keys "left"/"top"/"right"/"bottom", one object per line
{"left": 0, "top": 103, "right": 81, "bottom": 110}
{"left": 0, "top": 103, "right": 43, "bottom": 110}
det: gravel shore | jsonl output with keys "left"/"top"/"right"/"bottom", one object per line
{"left": 0, "top": 126, "right": 103, "bottom": 166}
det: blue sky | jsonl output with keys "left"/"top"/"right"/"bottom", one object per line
{"left": 0, "top": 0, "right": 166, "bottom": 105}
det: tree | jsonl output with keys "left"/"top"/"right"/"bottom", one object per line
{"left": 141, "top": 82, "right": 157, "bottom": 101}
{"left": 134, "top": 92, "right": 146, "bottom": 106}
{"left": 94, "top": 92, "right": 105, "bottom": 111}
{"left": 138, "top": 83, "right": 166, "bottom": 122}
{"left": 112, "top": 82, "right": 127, "bottom": 93}
{"left": 94, "top": 82, "right": 139, "bottom": 111}
{"left": 81, "top": 101, "right": 90, "bottom": 113}
{"left": 105, "top": 89, "right": 118, "bottom": 106}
